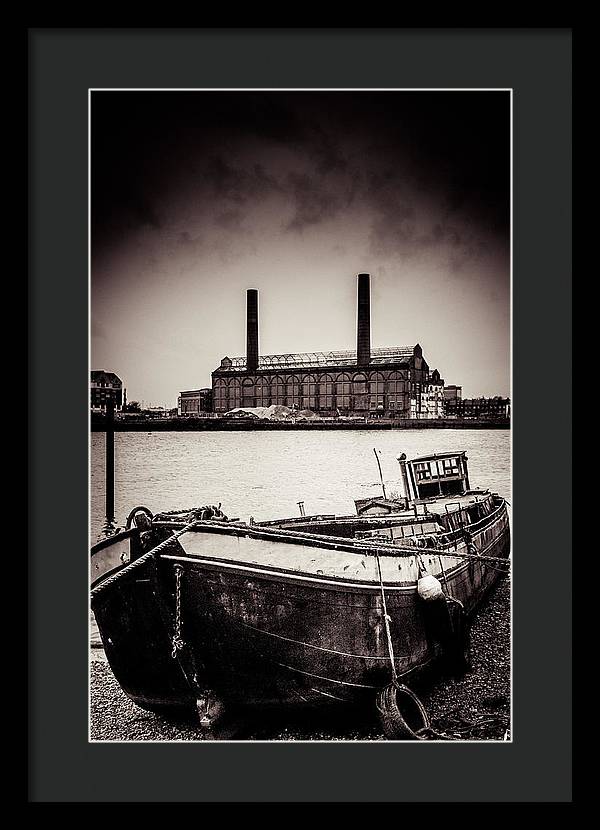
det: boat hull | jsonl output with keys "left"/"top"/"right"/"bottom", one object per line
{"left": 91, "top": 503, "right": 510, "bottom": 714}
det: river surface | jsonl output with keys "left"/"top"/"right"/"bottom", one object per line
{"left": 90, "top": 429, "right": 510, "bottom": 539}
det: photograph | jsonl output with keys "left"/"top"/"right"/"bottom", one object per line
{"left": 89, "top": 88, "right": 512, "bottom": 743}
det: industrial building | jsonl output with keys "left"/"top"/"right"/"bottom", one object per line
{"left": 211, "top": 274, "right": 444, "bottom": 418}
{"left": 177, "top": 388, "right": 213, "bottom": 416}
{"left": 445, "top": 396, "right": 510, "bottom": 420}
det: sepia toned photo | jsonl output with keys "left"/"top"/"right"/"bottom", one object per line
{"left": 90, "top": 89, "right": 511, "bottom": 742}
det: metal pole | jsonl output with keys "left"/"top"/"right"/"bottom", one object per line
{"left": 397, "top": 453, "right": 410, "bottom": 505}
{"left": 373, "top": 448, "right": 387, "bottom": 500}
{"left": 105, "top": 399, "right": 115, "bottom": 529}
{"left": 463, "top": 454, "right": 471, "bottom": 491}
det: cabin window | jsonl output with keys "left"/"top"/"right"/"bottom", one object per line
{"left": 442, "top": 458, "right": 460, "bottom": 476}
{"left": 414, "top": 462, "right": 432, "bottom": 481}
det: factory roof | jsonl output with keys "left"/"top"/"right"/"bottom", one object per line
{"left": 214, "top": 346, "right": 421, "bottom": 373}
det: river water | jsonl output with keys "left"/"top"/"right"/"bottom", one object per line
{"left": 90, "top": 429, "right": 510, "bottom": 539}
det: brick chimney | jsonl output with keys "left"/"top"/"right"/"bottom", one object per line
{"left": 246, "top": 289, "right": 259, "bottom": 372}
{"left": 357, "top": 273, "right": 371, "bottom": 366}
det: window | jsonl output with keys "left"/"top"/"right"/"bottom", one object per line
{"left": 353, "top": 373, "right": 368, "bottom": 410}
{"left": 318, "top": 375, "right": 334, "bottom": 410}
{"left": 242, "top": 377, "right": 255, "bottom": 408}
{"left": 301, "top": 375, "right": 317, "bottom": 409}
{"left": 286, "top": 375, "right": 300, "bottom": 408}
{"left": 335, "top": 373, "right": 351, "bottom": 411}
{"left": 256, "top": 377, "right": 271, "bottom": 406}
{"left": 414, "top": 462, "right": 432, "bottom": 481}
{"left": 272, "top": 376, "right": 286, "bottom": 405}
{"left": 230, "top": 380, "right": 241, "bottom": 408}
{"left": 442, "top": 458, "right": 460, "bottom": 476}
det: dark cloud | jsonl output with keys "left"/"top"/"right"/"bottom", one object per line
{"left": 92, "top": 90, "right": 509, "bottom": 260}
{"left": 285, "top": 172, "right": 343, "bottom": 232}
{"left": 178, "top": 231, "right": 202, "bottom": 247}
{"left": 202, "top": 157, "right": 282, "bottom": 205}
{"left": 214, "top": 209, "right": 244, "bottom": 231}
{"left": 91, "top": 91, "right": 510, "bottom": 405}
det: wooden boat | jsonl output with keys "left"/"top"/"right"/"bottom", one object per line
{"left": 90, "top": 451, "right": 510, "bottom": 739}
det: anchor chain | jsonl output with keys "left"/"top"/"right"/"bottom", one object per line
{"left": 171, "top": 564, "right": 185, "bottom": 659}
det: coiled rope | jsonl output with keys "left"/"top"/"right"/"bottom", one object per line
{"left": 90, "top": 520, "right": 199, "bottom": 602}
{"left": 374, "top": 551, "right": 507, "bottom": 741}
{"left": 375, "top": 552, "right": 440, "bottom": 740}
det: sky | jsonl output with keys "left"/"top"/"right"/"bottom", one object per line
{"left": 91, "top": 91, "right": 510, "bottom": 407}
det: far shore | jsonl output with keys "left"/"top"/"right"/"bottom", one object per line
{"left": 91, "top": 416, "right": 510, "bottom": 432}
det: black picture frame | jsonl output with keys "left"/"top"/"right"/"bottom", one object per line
{"left": 29, "top": 28, "right": 572, "bottom": 803}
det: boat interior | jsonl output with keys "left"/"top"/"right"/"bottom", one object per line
{"left": 92, "top": 453, "right": 502, "bottom": 576}
{"left": 262, "top": 489, "right": 497, "bottom": 542}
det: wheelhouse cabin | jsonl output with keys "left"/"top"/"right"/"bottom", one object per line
{"left": 400, "top": 451, "right": 471, "bottom": 501}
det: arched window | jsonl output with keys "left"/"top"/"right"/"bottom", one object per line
{"left": 386, "top": 370, "right": 406, "bottom": 399}
{"left": 213, "top": 378, "right": 227, "bottom": 412}
{"left": 300, "top": 374, "right": 316, "bottom": 409}
{"left": 255, "top": 376, "right": 271, "bottom": 407}
{"left": 227, "top": 378, "right": 241, "bottom": 410}
{"left": 368, "top": 371, "right": 386, "bottom": 411}
{"left": 242, "top": 377, "right": 255, "bottom": 408}
{"left": 335, "top": 372, "right": 351, "bottom": 412}
{"left": 352, "top": 372, "right": 368, "bottom": 411}
{"left": 318, "top": 374, "right": 334, "bottom": 411}
{"left": 285, "top": 375, "right": 300, "bottom": 409}
{"left": 272, "top": 374, "right": 286, "bottom": 405}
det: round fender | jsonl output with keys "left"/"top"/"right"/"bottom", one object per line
{"left": 376, "top": 682, "right": 431, "bottom": 740}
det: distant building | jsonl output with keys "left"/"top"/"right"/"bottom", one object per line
{"left": 211, "top": 274, "right": 444, "bottom": 419}
{"left": 411, "top": 368, "right": 445, "bottom": 419}
{"left": 91, "top": 370, "right": 122, "bottom": 413}
{"left": 445, "top": 396, "right": 510, "bottom": 419}
{"left": 144, "top": 406, "right": 169, "bottom": 419}
{"left": 177, "top": 388, "right": 213, "bottom": 416}
{"left": 444, "top": 385, "right": 462, "bottom": 401}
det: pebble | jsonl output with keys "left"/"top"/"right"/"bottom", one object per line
{"left": 90, "top": 576, "right": 510, "bottom": 741}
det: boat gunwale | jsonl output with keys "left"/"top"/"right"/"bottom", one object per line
{"left": 89, "top": 502, "right": 508, "bottom": 594}
{"left": 158, "top": 550, "right": 459, "bottom": 592}
{"left": 91, "top": 527, "right": 137, "bottom": 555}
{"left": 151, "top": 497, "right": 508, "bottom": 559}
{"left": 159, "top": 526, "right": 507, "bottom": 592}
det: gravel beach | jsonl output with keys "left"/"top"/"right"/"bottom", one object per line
{"left": 90, "top": 575, "right": 510, "bottom": 742}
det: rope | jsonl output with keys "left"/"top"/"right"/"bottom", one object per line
{"left": 375, "top": 553, "right": 398, "bottom": 682}
{"left": 437, "top": 553, "right": 450, "bottom": 591}
{"left": 362, "top": 540, "right": 511, "bottom": 567}
{"left": 146, "top": 509, "right": 510, "bottom": 568}
{"left": 90, "top": 520, "right": 199, "bottom": 601}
